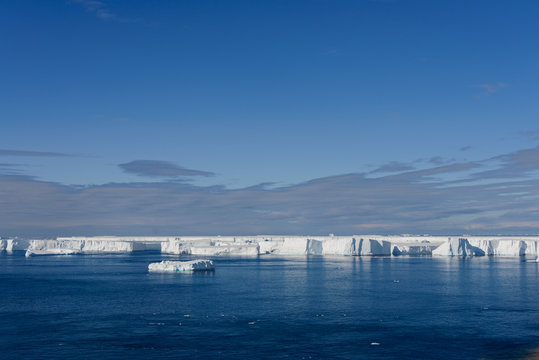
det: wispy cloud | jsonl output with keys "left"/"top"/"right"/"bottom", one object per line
{"left": 473, "top": 82, "right": 508, "bottom": 96}
{"left": 0, "top": 149, "right": 73, "bottom": 157}
{"left": 460, "top": 146, "right": 472, "bottom": 152}
{"left": 0, "top": 163, "right": 25, "bottom": 176}
{"left": 71, "top": 0, "right": 116, "bottom": 21}
{"left": 472, "top": 145, "right": 539, "bottom": 179}
{"left": 520, "top": 130, "right": 539, "bottom": 141}
{"left": 119, "top": 160, "right": 215, "bottom": 178}
{"left": 426, "top": 156, "right": 454, "bottom": 166}
{"left": 370, "top": 161, "right": 415, "bottom": 174}
{"left": 2, "top": 146, "right": 539, "bottom": 236}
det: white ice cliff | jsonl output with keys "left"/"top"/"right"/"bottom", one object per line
{"left": 5, "top": 239, "right": 32, "bottom": 252}
{"left": 391, "top": 243, "right": 436, "bottom": 256}
{"left": 1, "top": 235, "right": 537, "bottom": 258}
{"left": 432, "top": 238, "right": 484, "bottom": 256}
{"left": 23, "top": 239, "right": 146, "bottom": 257}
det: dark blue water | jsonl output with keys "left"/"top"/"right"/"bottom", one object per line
{"left": 1, "top": 253, "right": 538, "bottom": 359}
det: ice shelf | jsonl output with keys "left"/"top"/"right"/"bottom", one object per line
{"left": 1, "top": 235, "right": 538, "bottom": 258}
{"left": 148, "top": 259, "right": 215, "bottom": 272}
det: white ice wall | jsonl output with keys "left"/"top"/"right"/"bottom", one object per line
{"left": 258, "top": 239, "right": 284, "bottom": 254}
{"left": 190, "top": 244, "right": 259, "bottom": 256}
{"left": 4, "top": 235, "right": 539, "bottom": 258}
{"left": 466, "top": 239, "right": 538, "bottom": 257}
{"left": 24, "top": 239, "right": 145, "bottom": 256}
{"left": 392, "top": 244, "right": 435, "bottom": 256}
{"left": 277, "top": 238, "right": 323, "bottom": 255}
{"left": 6, "top": 239, "right": 32, "bottom": 252}
{"left": 356, "top": 238, "right": 391, "bottom": 256}
{"left": 161, "top": 240, "right": 191, "bottom": 255}
{"left": 433, "top": 238, "right": 484, "bottom": 256}
{"left": 322, "top": 237, "right": 356, "bottom": 256}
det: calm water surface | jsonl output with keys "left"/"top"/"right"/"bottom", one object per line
{"left": 1, "top": 253, "right": 538, "bottom": 359}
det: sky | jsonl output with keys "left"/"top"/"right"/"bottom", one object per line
{"left": 1, "top": 0, "right": 539, "bottom": 236}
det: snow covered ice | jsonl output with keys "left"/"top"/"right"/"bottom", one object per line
{"left": 5, "top": 239, "right": 32, "bottom": 252}
{"left": 432, "top": 238, "right": 484, "bottom": 257}
{"left": 1, "top": 235, "right": 538, "bottom": 258}
{"left": 160, "top": 238, "right": 259, "bottom": 256}
{"left": 391, "top": 243, "right": 436, "bottom": 256}
{"left": 23, "top": 239, "right": 146, "bottom": 256}
{"left": 148, "top": 259, "right": 215, "bottom": 272}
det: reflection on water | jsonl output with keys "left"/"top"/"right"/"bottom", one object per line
{"left": 0, "top": 252, "right": 538, "bottom": 359}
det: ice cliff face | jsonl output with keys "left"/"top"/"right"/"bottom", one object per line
{"left": 357, "top": 238, "right": 392, "bottom": 256}
{"left": 190, "top": 244, "right": 260, "bottom": 256}
{"left": 321, "top": 237, "right": 356, "bottom": 256}
{"left": 5, "top": 239, "right": 32, "bottom": 252}
{"left": 277, "top": 237, "right": 323, "bottom": 255}
{"left": 467, "top": 239, "right": 538, "bottom": 257}
{"left": 160, "top": 236, "right": 391, "bottom": 256}
{"left": 431, "top": 237, "right": 539, "bottom": 257}
{"left": 391, "top": 244, "right": 436, "bottom": 256}
{"left": 160, "top": 239, "right": 259, "bottom": 256}
{"left": 23, "top": 239, "right": 146, "bottom": 256}
{"left": 432, "top": 238, "right": 484, "bottom": 256}
{"left": 2, "top": 235, "right": 538, "bottom": 258}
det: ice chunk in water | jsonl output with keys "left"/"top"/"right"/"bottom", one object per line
{"left": 148, "top": 259, "right": 215, "bottom": 272}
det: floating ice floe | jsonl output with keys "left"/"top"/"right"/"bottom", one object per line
{"left": 148, "top": 259, "right": 215, "bottom": 272}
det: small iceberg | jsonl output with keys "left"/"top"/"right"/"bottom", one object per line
{"left": 148, "top": 259, "right": 215, "bottom": 272}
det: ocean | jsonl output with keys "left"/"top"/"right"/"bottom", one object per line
{"left": 1, "top": 253, "right": 538, "bottom": 359}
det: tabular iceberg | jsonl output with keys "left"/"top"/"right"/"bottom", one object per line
{"left": 148, "top": 259, "right": 215, "bottom": 272}
{"left": 24, "top": 239, "right": 145, "bottom": 256}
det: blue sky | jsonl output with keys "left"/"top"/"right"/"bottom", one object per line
{"left": 1, "top": 1, "right": 539, "bottom": 236}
